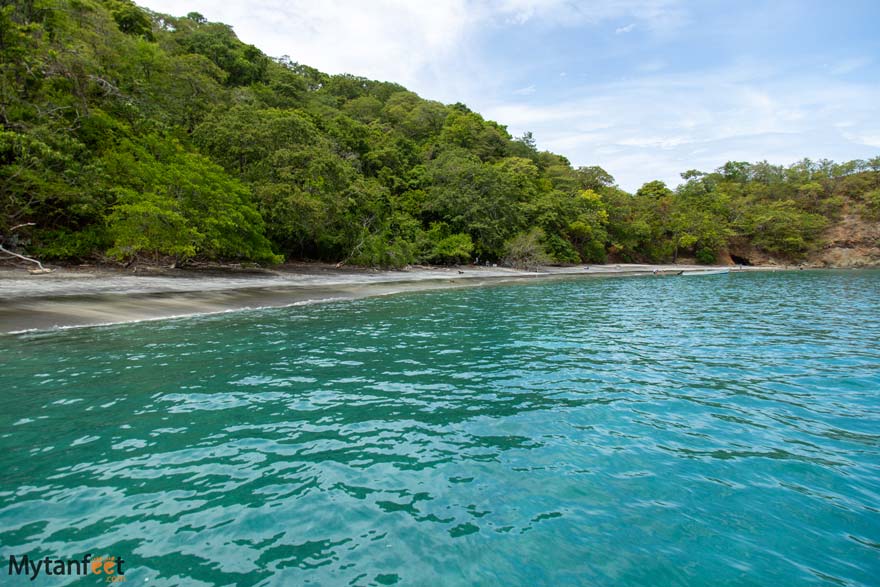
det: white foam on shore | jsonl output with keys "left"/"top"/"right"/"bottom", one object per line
{"left": 7, "top": 296, "right": 353, "bottom": 335}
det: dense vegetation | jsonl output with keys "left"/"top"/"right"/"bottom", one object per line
{"left": 2, "top": 0, "right": 878, "bottom": 268}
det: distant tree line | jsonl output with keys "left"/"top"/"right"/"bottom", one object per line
{"left": 1, "top": 1, "right": 878, "bottom": 267}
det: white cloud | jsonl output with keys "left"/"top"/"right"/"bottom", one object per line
{"left": 841, "top": 132, "right": 880, "bottom": 149}
{"left": 139, "top": 0, "right": 484, "bottom": 102}
{"left": 137, "top": 0, "right": 687, "bottom": 103}
{"left": 487, "top": 0, "right": 686, "bottom": 32}
{"left": 485, "top": 67, "right": 880, "bottom": 190}
{"left": 512, "top": 85, "right": 537, "bottom": 95}
{"left": 615, "top": 23, "right": 635, "bottom": 34}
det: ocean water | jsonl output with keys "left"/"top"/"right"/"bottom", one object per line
{"left": 1, "top": 270, "right": 878, "bottom": 586}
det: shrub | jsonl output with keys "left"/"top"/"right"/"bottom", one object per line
{"left": 502, "top": 228, "right": 551, "bottom": 270}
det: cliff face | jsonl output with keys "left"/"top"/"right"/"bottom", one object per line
{"left": 810, "top": 212, "right": 880, "bottom": 268}
{"left": 720, "top": 210, "right": 880, "bottom": 268}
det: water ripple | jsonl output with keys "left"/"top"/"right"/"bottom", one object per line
{"left": 1, "top": 270, "right": 879, "bottom": 586}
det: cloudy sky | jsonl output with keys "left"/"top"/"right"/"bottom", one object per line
{"left": 138, "top": 0, "right": 880, "bottom": 191}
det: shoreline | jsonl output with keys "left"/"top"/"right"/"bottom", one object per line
{"left": 0, "top": 263, "right": 776, "bottom": 334}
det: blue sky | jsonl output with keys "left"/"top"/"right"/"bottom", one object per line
{"left": 138, "top": 0, "right": 880, "bottom": 191}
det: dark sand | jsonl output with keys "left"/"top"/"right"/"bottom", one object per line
{"left": 0, "top": 263, "right": 770, "bottom": 333}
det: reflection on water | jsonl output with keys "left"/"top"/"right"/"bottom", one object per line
{"left": 1, "top": 270, "right": 879, "bottom": 586}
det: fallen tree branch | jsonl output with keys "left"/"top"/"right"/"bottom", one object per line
{"left": 2, "top": 224, "right": 52, "bottom": 272}
{"left": 0, "top": 244, "right": 48, "bottom": 271}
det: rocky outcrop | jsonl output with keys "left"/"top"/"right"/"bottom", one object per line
{"left": 722, "top": 212, "right": 879, "bottom": 269}
{"left": 810, "top": 212, "right": 880, "bottom": 268}
{"left": 725, "top": 240, "right": 788, "bottom": 267}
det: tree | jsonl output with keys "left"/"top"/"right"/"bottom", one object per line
{"left": 426, "top": 150, "right": 526, "bottom": 258}
{"left": 103, "top": 137, "right": 280, "bottom": 264}
{"left": 736, "top": 200, "right": 828, "bottom": 257}
{"left": 107, "top": 189, "right": 200, "bottom": 263}
{"left": 420, "top": 223, "right": 473, "bottom": 264}
{"left": 503, "top": 228, "right": 551, "bottom": 270}
{"left": 175, "top": 20, "right": 269, "bottom": 86}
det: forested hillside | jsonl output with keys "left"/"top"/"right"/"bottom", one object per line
{"left": 2, "top": 0, "right": 878, "bottom": 268}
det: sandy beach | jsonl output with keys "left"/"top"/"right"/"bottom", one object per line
{"left": 0, "top": 263, "right": 772, "bottom": 333}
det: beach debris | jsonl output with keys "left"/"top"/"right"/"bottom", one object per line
{"left": 2, "top": 223, "right": 53, "bottom": 273}
{"left": 0, "top": 244, "right": 52, "bottom": 274}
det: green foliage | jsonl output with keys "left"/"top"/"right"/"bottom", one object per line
{"left": 35, "top": 227, "right": 109, "bottom": 260}
{"left": 565, "top": 190, "right": 609, "bottom": 262}
{"left": 420, "top": 224, "right": 473, "bottom": 264}
{"left": 503, "top": 228, "right": 551, "bottom": 270}
{"left": 426, "top": 150, "right": 526, "bottom": 258}
{"left": 737, "top": 201, "right": 828, "bottom": 256}
{"left": 542, "top": 233, "right": 580, "bottom": 264}
{"left": 107, "top": 189, "right": 200, "bottom": 262}
{"left": 106, "top": 0, "right": 153, "bottom": 39}
{"left": 174, "top": 20, "right": 269, "bottom": 86}
{"left": 440, "top": 110, "right": 507, "bottom": 160}
{"left": 861, "top": 188, "right": 880, "bottom": 221}
{"left": 0, "top": 0, "right": 875, "bottom": 270}
{"left": 603, "top": 160, "right": 873, "bottom": 263}
{"left": 348, "top": 233, "right": 415, "bottom": 268}
{"left": 695, "top": 246, "right": 718, "bottom": 265}
{"left": 636, "top": 180, "right": 673, "bottom": 200}
{"left": 102, "top": 137, "right": 281, "bottom": 263}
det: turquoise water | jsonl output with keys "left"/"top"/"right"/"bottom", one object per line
{"left": 1, "top": 270, "right": 879, "bottom": 586}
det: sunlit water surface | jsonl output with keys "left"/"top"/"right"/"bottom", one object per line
{"left": 1, "top": 270, "right": 879, "bottom": 586}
